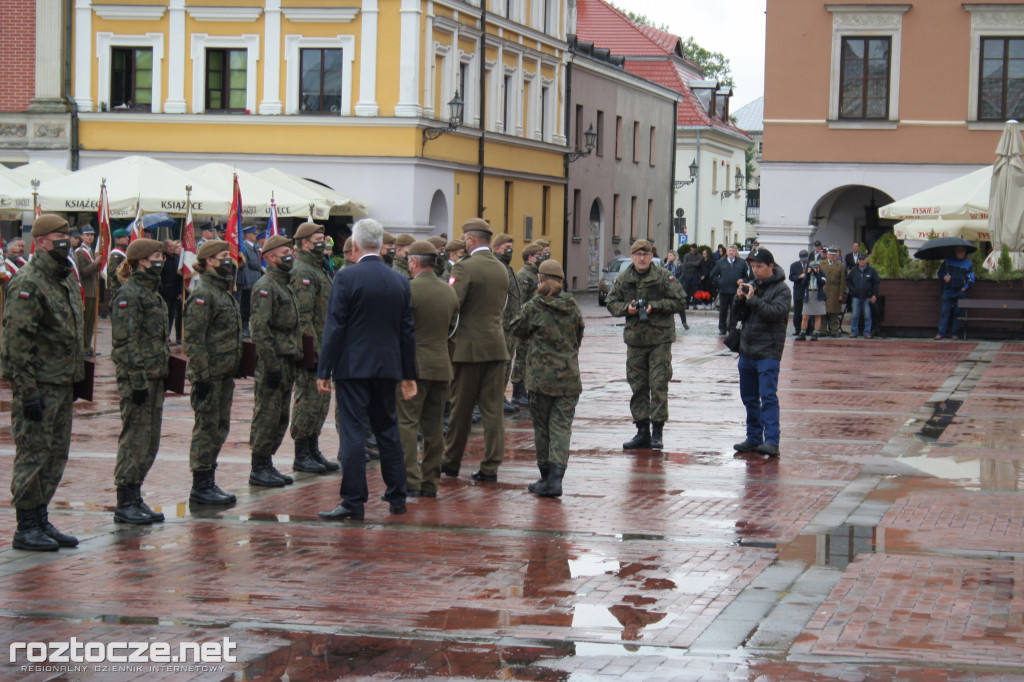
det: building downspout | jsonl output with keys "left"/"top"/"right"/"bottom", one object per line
{"left": 668, "top": 102, "right": 678, "bottom": 254}
{"left": 476, "top": 9, "right": 487, "bottom": 216}
{"left": 693, "top": 129, "right": 701, "bottom": 243}
{"left": 562, "top": 52, "right": 572, "bottom": 267}
{"left": 63, "top": 0, "right": 79, "bottom": 170}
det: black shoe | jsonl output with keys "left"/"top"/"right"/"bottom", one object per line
{"left": 266, "top": 462, "right": 293, "bottom": 485}
{"left": 719, "top": 330, "right": 728, "bottom": 336}
{"left": 390, "top": 503, "right": 407, "bottom": 515}
{"left": 114, "top": 485, "right": 154, "bottom": 525}
{"left": 472, "top": 406, "right": 482, "bottom": 424}
{"left": 420, "top": 491, "right": 437, "bottom": 498}
{"left": 623, "top": 421, "right": 651, "bottom": 450}
{"left": 406, "top": 490, "right": 422, "bottom": 498}
{"left": 529, "top": 463, "right": 550, "bottom": 490}
{"left": 682, "top": 323, "right": 690, "bottom": 331}
{"left": 37, "top": 507, "right": 79, "bottom": 547}
{"left": 733, "top": 440, "right": 761, "bottom": 452}
{"left": 503, "top": 397, "right": 520, "bottom": 413}
{"left": 189, "top": 470, "right": 236, "bottom": 506}
{"left": 249, "top": 455, "right": 287, "bottom": 487}
{"left": 796, "top": 333, "right": 806, "bottom": 341}
{"left": 292, "top": 438, "right": 327, "bottom": 474}
{"left": 528, "top": 463, "right": 566, "bottom": 497}
{"left": 441, "top": 466, "right": 459, "bottom": 478}
{"left": 471, "top": 471, "right": 497, "bottom": 482}
{"left": 318, "top": 503, "right": 364, "bottom": 521}
{"left": 756, "top": 443, "right": 780, "bottom": 457}
{"left": 512, "top": 383, "right": 530, "bottom": 407}
{"left": 12, "top": 508, "right": 59, "bottom": 552}
{"left": 310, "top": 435, "right": 340, "bottom": 471}
{"left": 136, "top": 488, "right": 165, "bottom": 522}
{"left": 650, "top": 422, "right": 664, "bottom": 450}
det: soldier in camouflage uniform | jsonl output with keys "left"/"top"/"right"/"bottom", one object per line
{"left": 1, "top": 214, "right": 85, "bottom": 551}
{"left": 249, "top": 235, "right": 304, "bottom": 487}
{"left": 109, "top": 238, "right": 169, "bottom": 524}
{"left": 105, "top": 228, "right": 131, "bottom": 302}
{"left": 289, "top": 221, "right": 339, "bottom": 473}
{"left": 391, "top": 233, "right": 414, "bottom": 278}
{"left": 184, "top": 240, "right": 243, "bottom": 505}
{"left": 492, "top": 233, "right": 521, "bottom": 413}
{"left": 380, "top": 231, "right": 396, "bottom": 266}
{"left": 606, "top": 239, "right": 686, "bottom": 451}
{"left": 510, "top": 259, "right": 583, "bottom": 497}
{"left": 511, "top": 242, "right": 542, "bottom": 405}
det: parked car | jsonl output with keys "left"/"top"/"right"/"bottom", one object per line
{"left": 597, "top": 256, "right": 661, "bottom": 305}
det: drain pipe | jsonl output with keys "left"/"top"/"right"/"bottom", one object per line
{"left": 476, "top": 9, "right": 487, "bottom": 216}
{"left": 63, "top": 0, "right": 79, "bottom": 170}
{"left": 693, "top": 129, "right": 701, "bottom": 244}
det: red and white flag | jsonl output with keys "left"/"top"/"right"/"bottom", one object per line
{"left": 129, "top": 202, "right": 144, "bottom": 242}
{"left": 225, "top": 173, "right": 243, "bottom": 263}
{"left": 178, "top": 197, "right": 198, "bottom": 290}
{"left": 97, "top": 182, "right": 112, "bottom": 280}
{"left": 29, "top": 201, "right": 41, "bottom": 256}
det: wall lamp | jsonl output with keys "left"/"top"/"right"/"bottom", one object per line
{"left": 567, "top": 124, "right": 597, "bottom": 162}
{"left": 721, "top": 168, "right": 745, "bottom": 199}
{"left": 423, "top": 91, "right": 464, "bottom": 143}
{"left": 674, "top": 159, "right": 698, "bottom": 189}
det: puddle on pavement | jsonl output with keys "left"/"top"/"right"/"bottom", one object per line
{"left": 914, "top": 399, "right": 964, "bottom": 442}
{"left": 776, "top": 524, "right": 881, "bottom": 570}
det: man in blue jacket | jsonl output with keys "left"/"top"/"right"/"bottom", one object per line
{"left": 935, "top": 246, "right": 975, "bottom": 340}
{"left": 846, "top": 252, "right": 879, "bottom": 338}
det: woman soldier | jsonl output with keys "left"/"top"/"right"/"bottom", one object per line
{"left": 184, "top": 240, "right": 243, "bottom": 505}
{"left": 110, "top": 238, "right": 170, "bottom": 523}
{"left": 510, "top": 259, "right": 584, "bottom": 497}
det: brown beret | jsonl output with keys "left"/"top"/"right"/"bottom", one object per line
{"left": 343, "top": 237, "right": 353, "bottom": 252}
{"left": 538, "top": 259, "right": 564, "bottom": 279}
{"left": 30, "top": 214, "right": 69, "bottom": 237}
{"left": 522, "top": 243, "right": 542, "bottom": 258}
{"left": 532, "top": 239, "right": 550, "bottom": 248}
{"left": 197, "top": 239, "right": 231, "bottom": 261}
{"left": 427, "top": 236, "right": 447, "bottom": 249}
{"left": 395, "top": 233, "right": 415, "bottom": 247}
{"left": 445, "top": 239, "right": 465, "bottom": 252}
{"left": 293, "top": 222, "right": 324, "bottom": 240}
{"left": 262, "top": 235, "right": 292, "bottom": 254}
{"left": 630, "top": 239, "right": 653, "bottom": 254}
{"left": 125, "top": 238, "right": 162, "bottom": 261}
{"left": 382, "top": 231, "right": 395, "bottom": 245}
{"left": 408, "top": 240, "right": 437, "bottom": 256}
{"left": 492, "top": 233, "right": 513, "bottom": 249}
{"left": 461, "top": 218, "right": 492, "bottom": 236}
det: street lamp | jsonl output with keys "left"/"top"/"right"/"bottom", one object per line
{"left": 423, "top": 91, "right": 464, "bottom": 143}
{"left": 674, "top": 159, "right": 698, "bottom": 188}
{"left": 567, "top": 124, "right": 597, "bottom": 162}
{"left": 720, "top": 168, "right": 745, "bottom": 199}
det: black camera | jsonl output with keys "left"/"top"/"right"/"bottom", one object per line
{"left": 635, "top": 298, "right": 649, "bottom": 322}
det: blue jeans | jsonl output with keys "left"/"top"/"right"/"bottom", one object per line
{"left": 851, "top": 297, "right": 872, "bottom": 336}
{"left": 738, "top": 355, "right": 781, "bottom": 446}
{"left": 938, "top": 290, "right": 964, "bottom": 337}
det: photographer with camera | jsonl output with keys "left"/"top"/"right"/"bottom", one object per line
{"left": 606, "top": 240, "right": 686, "bottom": 451}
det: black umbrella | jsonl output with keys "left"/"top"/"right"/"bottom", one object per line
{"left": 914, "top": 236, "right": 978, "bottom": 261}
{"left": 127, "top": 212, "right": 176, "bottom": 232}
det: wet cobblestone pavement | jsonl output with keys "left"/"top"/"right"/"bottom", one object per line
{"left": 2, "top": 295, "right": 1024, "bottom": 681}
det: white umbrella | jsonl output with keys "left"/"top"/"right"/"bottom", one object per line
{"left": 0, "top": 173, "right": 34, "bottom": 215}
{"left": 9, "top": 155, "right": 228, "bottom": 218}
{"left": 894, "top": 218, "right": 991, "bottom": 242}
{"left": 985, "top": 120, "right": 1024, "bottom": 269}
{"left": 190, "top": 163, "right": 331, "bottom": 220}
{"left": 10, "top": 160, "right": 71, "bottom": 185}
{"left": 255, "top": 167, "right": 369, "bottom": 217}
{"left": 878, "top": 166, "right": 991, "bottom": 220}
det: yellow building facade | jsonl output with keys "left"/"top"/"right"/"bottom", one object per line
{"left": 72, "top": 0, "right": 570, "bottom": 252}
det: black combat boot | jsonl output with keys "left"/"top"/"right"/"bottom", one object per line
{"left": 528, "top": 463, "right": 566, "bottom": 498}
{"left": 266, "top": 458, "right": 293, "bottom": 485}
{"left": 622, "top": 421, "right": 651, "bottom": 450}
{"left": 37, "top": 507, "right": 79, "bottom": 547}
{"left": 114, "top": 485, "right": 154, "bottom": 524}
{"left": 293, "top": 438, "right": 327, "bottom": 474}
{"left": 12, "top": 508, "right": 59, "bottom": 552}
{"left": 512, "top": 382, "right": 529, "bottom": 407}
{"left": 650, "top": 422, "right": 664, "bottom": 450}
{"left": 503, "top": 397, "right": 520, "bottom": 413}
{"left": 249, "top": 454, "right": 287, "bottom": 487}
{"left": 528, "top": 463, "right": 550, "bottom": 492}
{"left": 135, "top": 485, "right": 165, "bottom": 522}
{"left": 309, "top": 435, "right": 340, "bottom": 471}
{"left": 189, "top": 470, "right": 236, "bottom": 505}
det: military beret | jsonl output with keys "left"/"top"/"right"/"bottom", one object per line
{"left": 427, "top": 236, "right": 447, "bottom": 249}
{"left": 112, "top": 228, "right": 129, "bottom": 239}
{"left": 492, "top": 233, "right": 513, "bottom": 249}
{"left": 262, "top": 235, "right": 292, "bottom": 254}
{"left": 522, "top": 243, "right": 542, "bottom": 258}
{"left": 461, "top": 218, "right": 492, "bottom": 236}
{"left": 293, "top": 222, "right": 324, "bottom": 240}
{"left": 382, "top": 231, "right": 396, "bottom": 245}
{"left": 30, "top": 214, "right": 70, "bottom": 237}
{"left": 630, "top": 239, "right": 653, "bottom": 254}
{"left": 343, "top": 237, "right": 353, "bottom": 252}
{"left": 532, "top": 239, "right": 550, "bottom": 248}
{"left": 395, "top": 233, "right": 415, "bottom": 247}
{"left": 445, "top": 239, "right": 465, "bottom": 252}
{"left": 81, "top": 225, "right": 95, "bottom": 235}
{"left": 538, "top": 259, "right": 564, "bottom": 279}
{"left": 197, "top": 239, "right": 231, "bottom": 261}
{"left": 408, "top": 240, "right": 437, "bottom": 256}
{"left": 125, "top": 238, "right": 162, "bottom": 261}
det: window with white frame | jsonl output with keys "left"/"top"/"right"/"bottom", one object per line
{"left": 190, "top": 34, "right": 259, "bottom": 114}
{"left": 96, "top": 32, "right": 164, "bottom": 113}
{"left": 966, "top": 5, "right": 1024, "bottom": 122}
{"left": 285, "top": 35, "right": 355, "bottom": 116}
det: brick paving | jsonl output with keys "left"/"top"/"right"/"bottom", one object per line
{"left": 1, "top": 298, "right": 1024, "bottom": 680}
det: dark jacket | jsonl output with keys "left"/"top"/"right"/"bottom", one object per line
{"left": 237, "top": 240, "right": 263, "bottom": 289}
{"left": 710, "top": 257, "right": 749, "bottom": 295}
{"left": 681, "top": 252, "right": 703, "bottom": 278}
{"left": 734, "top": 264, "right": 791, "bottom": 360}
{"left": 846, "top": 263, "right": 880, "bottom": 299}
{"left": 803, "top": 269, "right": 828, "bottom": 303}
{"left": 789, "top": 259, "right": 809, "bottom": 300}
{"left": 938, "top": 258, "right": 975, "bottom": 294}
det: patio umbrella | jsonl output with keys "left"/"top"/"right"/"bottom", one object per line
{"left": 189, "top": 163, "right": 331, "bottom": 220}
{"left": 255, "top": 168, "right": 369, "bottom": 217}
{"left": 128, "top": 212, "right": 176, "bottom": 232}
{"left": 9, "top": 160, "right": 71, "bottom": 185}
{"left": 914, "top": 236, "right": 978, "bottom": 261}
{"left": 878, "top": 166, "right": 991, "bottom": 220}
{"left": 984, "top": 120, "right": 1024, "bottom": 269}
{"left": 894, "top": 218, "right": 991, "bottom": 242}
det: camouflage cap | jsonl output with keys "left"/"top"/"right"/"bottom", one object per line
{"left": 197, "top": 239, "right": 231, "bottom": 261}
{"left": 630, "top": 239, "right": 653, "bottom": 254}
{"left": 492, "top": 233, "right": 513, "bottom": 249}
{"left": 293, "top": 222, "right": 324, "bottom": 240}
{"left": 30, "top": 214, "right": 69, "bottom": 237}
{"left": 427, "top": 236, "right": 447, "bottom": 249}
{"left": 522, "top": 243, "right": 543, "bottom": 258}
{"left": 395, "top": 233, "right": 415, "bottom": 247}
{"left": 408, "top": 240, "right": 437, "bottom": 256}
{"left": 461, "top": 218, "right": 492, "bottom": 236}
{"left": 445, "top": 239, "right": 465, "bottom": 252}
{"left": 538, "top": 259, "right": 564, "bottom": 279}
{"left": 125, "top": 238, "right": 162, "bottom": 260}
{"left": 262, "top": 235, "right": 292, "bottom": 254}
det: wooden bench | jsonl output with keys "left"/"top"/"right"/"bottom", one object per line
{"left": 956, "top": 298, "right": 1024, "bottom": 339}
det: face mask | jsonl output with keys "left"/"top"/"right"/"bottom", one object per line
{"left": 387, "top": 247, "right": 396, "bottom": 257}
{"left": 48, "top": 238, "right": 71, "bottom": 262}
{"left": 216, "top": 258, "right": 234, "bottom": 277}
{"left": 278, "top": 255, "right": 295, "bottom": 273}
{"left": 434, "top": 257, "right": 445, "bottom": 276}
{"left": 147, "top": 261, "right": 165, "bottom": 275}
{"left": 312, "top": 242, "right": 326, "bottom": 256}
{"left": 498, "top": 250, "right": 512, "bottom": 265}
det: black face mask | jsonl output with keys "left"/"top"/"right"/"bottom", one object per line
{"left": 278, "top": 255, "right": 295, "bottom": 273}
{"left": 312, "top": 243, "right": 326, "bottom": 256}
{"left": 48, "top": 238, "right": 71, "bottom": 262}
{"left": 216, "top": 258, "right": 234, "bottom": 277}
{"left": 498, "top": 250, "right": 512, "bottom": 266}
{"left": 146, "top": 261, "right": 165, "bottom": 275}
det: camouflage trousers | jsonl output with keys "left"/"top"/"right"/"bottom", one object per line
{"left": 114, "top": 377, "right": 165, "bottom": 487}
{"left": 251, "top": 361, "right": 295, "bottom": 457}
{"left": 189, "top": 376, "right": 234, "bottom": 472}
{"left": 10, "top": 382, "right": 74, "bottom": 509}
{"left": 503, "top": 330, "right": 516, "bottom": 388}
{"left": 290, "top": 368, "right": 330, "bottom": 440}
{"left": 529, "top": 391, "right": 580, "bottom": 467}
{"left": 397, "top": 378, "right": 449, "bottom": 494}
{"left": 510, "top": 337, "right": 529, "bottom": 384}
{"left": 626, "top": 343, "right": 673, "bottom": 423}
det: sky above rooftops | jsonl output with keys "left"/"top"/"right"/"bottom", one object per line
{"left": 607, "top": 0, "right": 766, "bottom": 109}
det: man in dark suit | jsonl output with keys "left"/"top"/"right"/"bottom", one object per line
{"left": 316, "top": 218, "right": 417, "bottom": 521}
{"left": 788, "top": 249, "right": 810, "bottom": 336}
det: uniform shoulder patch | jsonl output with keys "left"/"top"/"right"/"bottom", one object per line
{"left": 195, "top": 298, "right": 205, "bottom": 306}
{"left": 259, "top": 289, "right": 269, "bottom": 297}
{"left": 448, "top": 276, "right": 457, "bottom": 286}
{"left": 301, "top": 279, "right": 311, "bottom": 285}
{"left": 18, "top": 290, "right": 30, "bottom": 299}
{"left": 118, "top": 300, "right": 128, "bottom": 308}
{"left": 668, "top": 276, "right": 676, "bottom": 281}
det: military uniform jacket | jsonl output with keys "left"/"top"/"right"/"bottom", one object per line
{"left": 606, "top": 263, "right": 685, "bottom": 347}
{"left": 0, "top": 251, "right": 86, "bottom": 394}
{"left": 392, "top": 255, "right": 411, "bottom": 279}
{"left": 820, "top": 260, "right": 847, "bottom": 314}
{"left": 448, "top": 248, "right": 509, "bottom": 363}
{"left": 510, "top": 291, "right": 584, "bottom": 396}
{"left": 290, "top": 250, "right": 331, "bottom": 362}
{"left": 75, "top": 245, "right": 99, "bottom": 297}
{"left": 111, "top": 269, "right": 169, "bottom": 389}
{"left": 106, "top": 247, "right": 127, "bottom": 296}
{"left": 251, "top": 266, "right": 302, "bottom": 372}
{"left": 184, "top": 268, "right": 242, "bottom": 383}
{"left": 501, "top": 261, "right": 522, "bottom": 332}
{"left": 516, "top": 262, "right": 539, "bottom": 305}
{"left": 411, "top": 271, "right": 459, "bottom": 381}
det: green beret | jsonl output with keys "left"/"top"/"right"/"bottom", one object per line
{"left": 492, "top": 233, "right": 513, "bottom": 249}
{"left": 539, "top": 259, "right": 564, "bottom": 279}
{"left": 382, "top": 231, "right": 396, "bottom": 245}
{"left": 262, "top": 235, "right": 292, "bottom": 254}
{"left": 532, "top": 238, "right": 550, "bottom": 248}
{"left": 522, "top": 243, "right": 542, "bottom": 258}
{"left": 427, "top": 236, "right": 446, "bottom": 249}
{"left": 461, "top": 218, "right": 492, "bottom": 236}
{"left": 293, "top": 222, "right": 324, "bottom": 240}
{"left": 630, "top": 239, "right": 652, "bottom": 254}
{"left": 343, "top": 237, "right": 353, "bottom": 251}
{"left": 125, "top": 238, "right": 162, "bottom": 261}
{"left": 30, "top": 214, "right": 69, "bottom": 237}
{"left": 445, "top": 239, "right": 465, "bottom": 252}
{"left": 395, "top": 233, "right": 415, "bottom": 247}
{"left": 112, "top": 228, "right": 130, "bottom": 239}
{"left": 197, "top": 239, "right": 231, "bottom": 261}
{"left": 408, "top": 240, "right": 437, "bottom": 256}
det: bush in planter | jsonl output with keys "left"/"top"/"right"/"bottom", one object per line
{"left": 971, "top": 239, "right": 988, "bottom": 274}
{"left": 870, "top": 233, "right": 906, "bottom": 278}
{"left": 989, "top": 244, "right": 1024, "bottom": 282}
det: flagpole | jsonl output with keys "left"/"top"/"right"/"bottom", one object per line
{"left": 94, "top": 179, "right": 109, "bottom": 356}
{"left": 181, "top": 185, "right": 191, "bottom": 323}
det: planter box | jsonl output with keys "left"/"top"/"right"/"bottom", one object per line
{"left": 878, "top": 278, "right": 1024, "bottom": 339}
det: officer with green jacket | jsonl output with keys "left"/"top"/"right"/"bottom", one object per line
{"left": 511, "top": 242, "right": 542, "bottom": 405}
{"left": 184, "top": 239, "right": 243, "bottom": 505}
{"left": 289, "top": 221, "right": 338, "bottom": 473}
{"left": 1, "top": 214, "right": 85, "bottom": 551}
{"left": 391, "top": 233, "right": 415, "bottom": 278}
{"left": 492, "top": 233, "right": 521, "bottom": 413}
{"left": 249, "top": 235, "right": 304, "bottom": 487}
{"left": 606, "top": 239, "right": 686, "bottom": 451}
{"left": 510, "top": 259, "right": 583, "bottom": 498}
{"left": 109, "top": 238, "right": 169, "bottom": 524}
